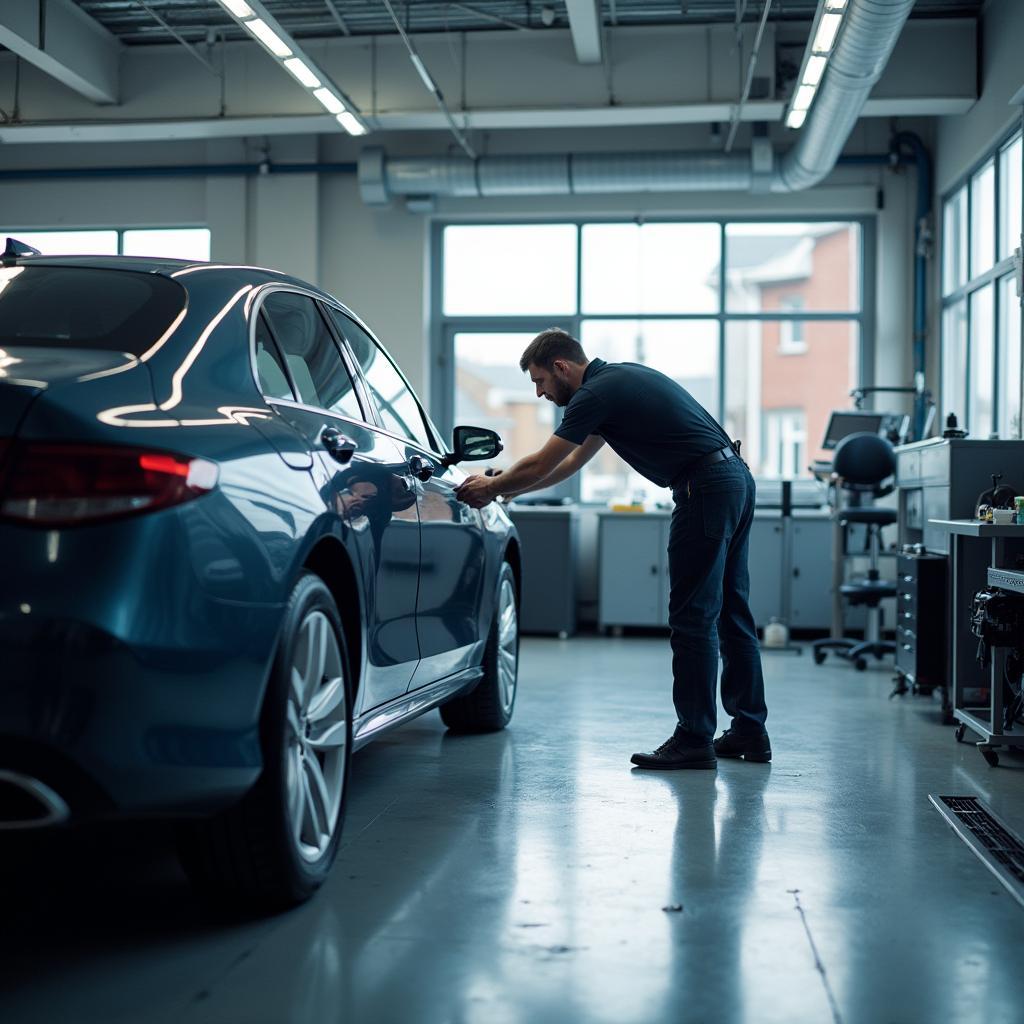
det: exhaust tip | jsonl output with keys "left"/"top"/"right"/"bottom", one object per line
{"left": 0, "top": 770, "right": 70, "bottom": 830}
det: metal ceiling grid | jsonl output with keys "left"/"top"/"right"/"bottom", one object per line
{"left": 73, "top": 0, "right": 985, "bottom": 45}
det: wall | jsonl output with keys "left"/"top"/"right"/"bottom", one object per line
{"left": 930, "top": 0, "right": 1024, "bottom": 404}
{"left": 935, "top": 0, "right": 1024, "bottom": 195}
{"left": 0, "top": 119, "right": 922, "bottom": 407}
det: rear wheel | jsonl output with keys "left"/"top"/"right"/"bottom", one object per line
{"left": 178, "top": 573, "right": 352, "bottom": 911}
{"left": 440, "top": 562, "right": 518, "bottom": 733}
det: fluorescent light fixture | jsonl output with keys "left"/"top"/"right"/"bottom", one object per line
{"left": 812, "top": 11, "right": 843, "bottom": 53}
{"left": 802, "top": 54, "right": 828, "bottom": 87}
{"left": 336, "top": 112, "right": 367, "bottom": 136}
{"left": 792, "top": 84, "right": 817, "bottom": 111}
{"left": 786, "top": 109, "right": 808, "bottom": 129}
{"left": 410, "top": 54, "right": 436, "bottom": 93}
{"left": 218, "top": 0, "right": 369, "bottom": 136}
{"left": 218, "top": 0, "right": 254, "bottom": 16}
{"left": 283, "top": 57, "right": 321, "bottom": 89}
{"left": 313, "top": 87, "right": 346, "bottom": 114}
{"left": 825, "top": 0, "right": 848, "bottom": 9}
{"left": 247, "top": 18, "right": 292, "bottom": 58}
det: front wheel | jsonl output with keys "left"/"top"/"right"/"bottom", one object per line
{"left": 440, "top": 562, "right": 519, "bottom": 733}
{"left": 178, "top": 573, "right": 352, "bottom": 911}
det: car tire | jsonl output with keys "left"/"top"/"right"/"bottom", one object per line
{"left": 440, "top": 562, "right": 519, "bottom": 734}
{"left": 178, "top": 572, "right": 352, "bottom": 911}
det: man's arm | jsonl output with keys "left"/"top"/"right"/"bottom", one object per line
{"left": 456, "top": 434, "right": 590, "bottom": 508}
{"left": 499, "top": 434, "right": 605, "bottom": 497}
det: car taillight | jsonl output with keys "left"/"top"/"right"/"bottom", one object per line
{"left": 0, "top": 443, "right": 218, "bottom": 526}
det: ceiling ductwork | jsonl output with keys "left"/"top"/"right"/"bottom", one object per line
{"left": 359, "top": 0, "right": 914, "bottom": 207}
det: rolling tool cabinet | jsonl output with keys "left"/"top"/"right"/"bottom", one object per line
{"left": 894, "top": 552, "right": 948, "bottom": 696}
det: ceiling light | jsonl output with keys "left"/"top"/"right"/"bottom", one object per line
{"left": 313, "top": 88, "right": 346, "bottom": 114}
{"left": 786, "top": 109, "right": 807, "bottom": 129}
{"left": 812, "top": 11, "right": 843, "bottom": 53}
{"left": 283, "top": 57, "right": 321, "bottom": 88}
{"left": 336, "top": 112, "right": 367, "bottom": 136}
{"left": 825, "top": 0, "right": 848, "bottom": 9}
{"left": 792, "top": 84, "right": 817, "bottom": 111}
{"left": 246, "top": 18, "right": 292, "bottom": 58}
{"left": 218, "top": 0, "right": 254, "bottom": 16}
{"left": 802, "top": 54, "right": 827, "bottom": 87}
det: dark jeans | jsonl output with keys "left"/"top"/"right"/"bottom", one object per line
{"left": 668, "top": 458, "right": 768, "bottom": 743}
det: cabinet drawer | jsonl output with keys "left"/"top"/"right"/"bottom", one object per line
{"left": 896, "top": 639, "right": 916, "bottom": 672}
{"left": 897, "top": 451, "right": 921, "bottom": 485}
{"left": 920, "top": 444, "right": 951, "bottom": 484}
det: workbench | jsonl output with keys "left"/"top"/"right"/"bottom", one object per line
{"left": 930, "top": 519, "right": 1024, "bottom": 765}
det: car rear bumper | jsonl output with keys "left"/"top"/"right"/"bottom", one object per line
{"left": 0, "top": 518, "right": 286, "bottom": 821}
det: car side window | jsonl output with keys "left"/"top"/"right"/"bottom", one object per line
{"left": 254, "top": 313, "right": 295, "bottom": 401}
{"left": 261, "top": 291, "right": 364, "bottom": 422}
{"left": 324, "top": 307, "right": 437, "bottom": 452}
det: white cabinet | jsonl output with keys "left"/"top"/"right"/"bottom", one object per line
{"left": 790, "top": 518, "right": 833, "bottom": 630}
{"left": 598, "top": 515, "right": 669, "bottom": 628}
{"left": 597, "top": 509, "right": 833, "bottom": 632}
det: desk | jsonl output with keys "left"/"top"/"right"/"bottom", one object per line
{"left": 931, "top": 519, "right": 1024, "bottom": 765}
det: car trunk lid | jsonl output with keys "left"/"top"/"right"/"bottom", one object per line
{"left": 0, "top": 348, "right": 142, "bottom": 437}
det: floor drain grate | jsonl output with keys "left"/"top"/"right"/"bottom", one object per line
{"left": 930, "top": 795, "right": 1024, "bottom": 907}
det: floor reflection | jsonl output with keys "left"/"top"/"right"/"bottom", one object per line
{"left": 629, "top": 763, "right": 771, "bottom": 1023}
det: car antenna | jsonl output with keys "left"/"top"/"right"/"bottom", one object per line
{"left": 3, "top": 237, "right": 41, "bottom": 267}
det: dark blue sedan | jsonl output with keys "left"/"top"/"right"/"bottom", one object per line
{"left": 0, "top": 242, "right": 521, "bottom": 909}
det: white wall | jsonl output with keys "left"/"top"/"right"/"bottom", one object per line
{"left": 928, "top": 0, "right": 1024, "bottom": 408}
{"left": 0, "top": 118, "right": 921, "bottom": 403}
{"left": 935, "top": 0, "right": 1024, "bottom": 195}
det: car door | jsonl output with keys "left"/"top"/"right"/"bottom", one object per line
{"left": 257, "top": 290, "right": 421, "bottom": 710}
{"left": 323, "top": 306, "right": 488, "bottom": 689}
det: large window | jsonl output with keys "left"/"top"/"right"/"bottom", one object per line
{"left": 1, "top": 227, "right": 211, "bottom": 261}
{"left": 941, "top": 127, "right": 1023, "bottom": 439}
{"left": 438, "top": 219, "right": 867, "bottom": 503}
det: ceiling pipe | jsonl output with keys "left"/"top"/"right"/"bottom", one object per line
{"left": 359, "top": 0, "right": 915, "bottom": 206}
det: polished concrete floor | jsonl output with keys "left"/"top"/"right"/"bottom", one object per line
{"left": 3, "top": 636, "right": 1024, "bottom": 1024}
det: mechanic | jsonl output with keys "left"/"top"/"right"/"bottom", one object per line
{"left": 456, "top": 328, "right": 769, "bottom": 770}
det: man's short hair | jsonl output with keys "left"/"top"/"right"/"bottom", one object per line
{"left": 519, "top": 329, "right": 588, "bottom": 373}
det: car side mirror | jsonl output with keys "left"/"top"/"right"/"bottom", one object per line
{"left": 441, "top": 425, "right": 503, "bottom": 468}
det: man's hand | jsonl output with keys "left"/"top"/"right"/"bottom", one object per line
{"left": 456, "top": 474, "right": 497, "bottom": 508}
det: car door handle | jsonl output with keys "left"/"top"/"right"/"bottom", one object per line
{"left": 321, "top": 427, "right": 357, "bottom": 464}
{"left": 408, "top": 455, "right": 434, "bottom": 482}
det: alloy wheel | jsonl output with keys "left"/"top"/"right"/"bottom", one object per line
{"left": 497, "top": 577, "right": 518, "bottom": 716}
{"left": 285, "top": 610, "right": 348, "bottom": 863}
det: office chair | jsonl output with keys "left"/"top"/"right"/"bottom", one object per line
{"left": 812, "top": 432, "right": 898, "bottom": 671}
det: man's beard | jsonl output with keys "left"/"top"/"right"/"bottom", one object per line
{"left": 551, "top": 379, "right": 573, "bottom": 406}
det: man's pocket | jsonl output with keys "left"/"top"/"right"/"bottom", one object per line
{"left": 699, "top": 479, "right": 746, "bottom": 540}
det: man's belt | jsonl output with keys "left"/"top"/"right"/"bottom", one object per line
{"left": 670, "top": 445, "right": 737, "bottom": 491}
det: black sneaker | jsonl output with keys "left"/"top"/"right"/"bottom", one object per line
{"left": 713, "top": 728, "right": 771, "bottom": 763}
{"left": 631, "top": 730, "right": 717, "bottom": 770}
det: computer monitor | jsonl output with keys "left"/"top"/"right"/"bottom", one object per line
{"left": 821, "top": 411, "right": 886, "bottom": 450}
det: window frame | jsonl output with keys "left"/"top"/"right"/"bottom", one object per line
{"left": 0, "top": 226, "right": 212, "bottom": 261}
{"left": 940, "top": 122, "right": 1024, "bottom": 439}
{"left": 431, "top": 216, "right": 875, "bottom": 500}
{"left": 248, "top": 286, "right": 372, "bottom": 428}
{"left": 324, "top": 302, "right": 446, "bottom": 457}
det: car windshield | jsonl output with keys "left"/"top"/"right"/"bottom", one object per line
{"left": 0, "top": 266, "right": 186, "bottom": 355}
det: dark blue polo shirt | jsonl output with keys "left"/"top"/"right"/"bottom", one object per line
{"left": 554, "top": 358, "right": 732, "bottom": 488}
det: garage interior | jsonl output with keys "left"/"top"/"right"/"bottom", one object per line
{"left": 2, "top": 0, "right": 1024, "bottom": 1021}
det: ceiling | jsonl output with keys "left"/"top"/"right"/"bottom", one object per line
{"left": 75, "top": 0, "right": 985, "bottom": 46}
